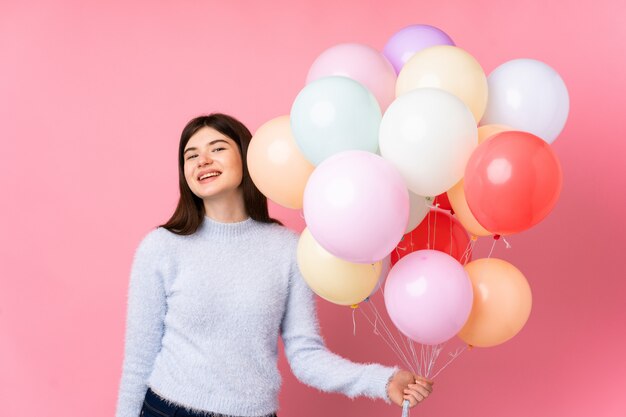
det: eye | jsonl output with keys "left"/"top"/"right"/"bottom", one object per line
{"left": 185, "top": 154, "right": 198, "bottom": 160}
{"left": 212, "top": 147, "right": 226, "bottom": 152}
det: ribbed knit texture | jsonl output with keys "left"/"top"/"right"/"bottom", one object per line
{"left": 116, "top": 216, "right": 398, "bottom": 417}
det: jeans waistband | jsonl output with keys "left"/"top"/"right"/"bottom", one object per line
{"left": 144, "top": 388, "right": 278, "bottom": 417}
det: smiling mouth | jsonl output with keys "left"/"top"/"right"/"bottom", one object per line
{"left": 198, "top": 172, "right": 221, "bottom": 181}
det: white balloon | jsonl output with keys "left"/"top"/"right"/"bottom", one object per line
{"left": 379, "top": 88, "right": 478, "bottom": 197}
{"left": 481, "top": 59, "right": 569, "bottom": 144}
{"left": 406, "top": 191, "right": 429, "bottom": 233}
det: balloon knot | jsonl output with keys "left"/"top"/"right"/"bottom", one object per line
{"left": 450, "top": 209, "right": 455, "bottom": 215}
{"left": 471, "top": 235, "right": 478, "bottom": 241}
{"left": 350, "top": 304, "right": 359, "bottom": 309}
{"left": 494, "top": 234, "right": 501, "bottom": 240}
{"left": 364, "top": 297, "right": 370, "bottom": 302}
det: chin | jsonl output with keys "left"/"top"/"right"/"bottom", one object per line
{"left": 198, "top": 187, "right": 241, "bottom": 200}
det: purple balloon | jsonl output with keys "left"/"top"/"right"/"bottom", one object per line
{"left": 384, "top": 250, "right": 473, "bottom": 345}
{"left": 383, "top": 25, "right": 455, "bottom": 74}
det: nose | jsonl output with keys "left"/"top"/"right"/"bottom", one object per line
{"left": 198, "top": 151, "right": 213, "bottom": 167}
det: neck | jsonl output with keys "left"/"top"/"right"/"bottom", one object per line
{"left": 203, "top": 189, "right": 248, "bottom": 223}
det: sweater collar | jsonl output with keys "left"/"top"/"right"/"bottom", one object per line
{"left": 197, "top": 215, "right": 260, "bottom": 239}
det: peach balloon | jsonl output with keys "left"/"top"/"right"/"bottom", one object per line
{"left": 248, "top": 116, "right": 315, "bottom": 209}
{"left": 458, "top": 258, "right": 532, "bottom": 347}
{"left": 396, "top": 45, "right": 488, "bottom": 122}
{"left": 477, "top": 124, "right": 510, "bottom": 141}
{"left": 447, "top": 125, "right": 511, "bottom": 237}
{"left": 297, "top": 228, "right": 381, "bottom": 306}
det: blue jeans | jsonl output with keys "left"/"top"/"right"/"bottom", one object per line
{"left": 141, "top": 388, "right": 278, "bottom": 417}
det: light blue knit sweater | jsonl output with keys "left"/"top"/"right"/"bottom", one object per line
{"left": 116, "top": 216, "right": 397, "bottom": 417}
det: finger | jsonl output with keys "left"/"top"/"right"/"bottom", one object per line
{"left": 409, "top": 385, "right": 430, "bottom": 398}
{"left": 409, "top": 383, "right": 432, "bottom": 396}
{"left": 403, "top": 393, "right": 417, "bottom": 407}
{"left": 404, "top": 389, "right": 425, "bottom": 405}
{"left": 406, "top": 388, "right": 426, "bottom": 401}
{"left": 413, "top": 379, "right": 434, "bottom": 392}
{"left": 415, "top": 375, "right": 434, "bottom": 385}
{"left": 403, "top": 393, "right": 422, "bottom": 408}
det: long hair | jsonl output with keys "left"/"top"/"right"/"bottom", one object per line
{"left": 161, "top": 113, "right": 281, "bottom": 235}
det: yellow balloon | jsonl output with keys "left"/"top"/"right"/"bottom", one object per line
{"left": 247, "top": 116, "right": 315, "bottom": 209}
{"left": 447, "top": 125, "right": 512, "bottom": 237}
{"left": 297, "top": 228, "right": 381, "bottom": 306}
{"left": 396, "top": 45, "right": 488, "bottom": 122}
{"left": 458, "top": 258, "right": 532, "bottom": 347}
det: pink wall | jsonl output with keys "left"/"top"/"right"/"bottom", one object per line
{"left": 1, "top": 0, "right": 625, "bottom": 416}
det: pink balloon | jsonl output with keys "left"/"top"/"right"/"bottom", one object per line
{"left": 384, "top": 250, "right": 473, "bottom": 345}
{"left": 306, "top": 43, "right": 396, "bottom": 111}
{"left": 303, "top": 151, "right": 409, "bottom": 263}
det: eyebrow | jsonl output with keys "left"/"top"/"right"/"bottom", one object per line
{"left": 184, "top": 139, "right": 229, "bottom": 154}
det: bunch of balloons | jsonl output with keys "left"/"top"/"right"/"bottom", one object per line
{"left": 247, "top": 24, "right": 568, "bottom": 349}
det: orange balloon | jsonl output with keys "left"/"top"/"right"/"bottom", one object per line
{"left": 458, "top": 258, "right": 532, "bottom": 347}
{"left": 247, "top": 116, "right": 315, "bottom": 209}
{"left": 477, "top": 124, "right": 510, "bottom": 142}
{"left": 447, "top": 125, "right": 511, "bottom": 237}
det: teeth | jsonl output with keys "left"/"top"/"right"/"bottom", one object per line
{"left": 199, "top": 172, "right": 220, "bottom": 180}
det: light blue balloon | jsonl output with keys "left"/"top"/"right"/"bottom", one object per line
{"left": 290, "top": 76, "right": 382, "bottom": 165}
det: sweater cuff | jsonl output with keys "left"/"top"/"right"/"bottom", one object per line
{"left": 367, "top": 364, "right": 400, "bottom": 403}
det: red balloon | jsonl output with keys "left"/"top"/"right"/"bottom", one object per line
{"left": 433, "top": 192, "right": 452, "bottom": 211}
{"left": 464, "top": 131, "right": 562, "bottom": 235}
{"left": 391, "top": 209, "right": 471, "bottom": 266}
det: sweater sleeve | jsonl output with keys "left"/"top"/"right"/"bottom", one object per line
{"left": 116, "top": 230, "right": 168, "bottom": 417}
{"left": 280, "top": 244, "right": 398, "bottom": 402}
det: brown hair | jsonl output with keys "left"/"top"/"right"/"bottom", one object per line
{"left": 161, "top": 113, "right": 281, "bottom": 235}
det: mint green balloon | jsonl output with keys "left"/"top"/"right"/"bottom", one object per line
{"left": 290, "top": 76, "right": 382, "bottom": 165}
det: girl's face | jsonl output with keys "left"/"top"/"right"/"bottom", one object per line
{"left": 183, "top": 126, "right": 243, "bottom": 202}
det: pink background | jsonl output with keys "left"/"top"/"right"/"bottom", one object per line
{"left": 1, "top": 1, "right": 625, "bottom": 416}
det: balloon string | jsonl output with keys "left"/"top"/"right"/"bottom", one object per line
{"left": 461, "top": 238, "right": 475, "bottom": 265}
{"left": 366, "top": 300, "right": 417, "bottom": 373}
{"left": 409, "top": 339, "right": 419, "bottom": 374}
{"left": 373, "top": 312, "right": 378, "bottom": 335}
{"left": 420, "top": 344, "right": 426, "bottom": 376}
{"left": 360, "top": 298, "right": 468, "bottom": 385}
{"left": 487, "top": 238, "right": 498, "bottom": 258}
{"left": 502, "top": 236, "right": 512, "bottom": 249}
{"left": 359, "top": 306, "right": 415, "bottom": 373}
{"left": 352, "top": 307, "right": 357, "bottom": 336}
{"left": 423, "top": 344, "right": 433, "bottom": 378}
{"left": 424, "top": 345, "right": 431, "bottom": 378}
{"left": 373, "top": 263, "right": 385, "bottom": 297}
{"left": 427, "top": 344, "right": 443, "bottom": 378}
{"left": 449, "top": 213, "right": 453, "bottom": 257}
{"left": 427, "top": 208, "right": 432, "bottom": 249}
{"left": 400, "top": 332, "right": 414, "bottom": 372}
{"left": 430, "top": 345, "right": 467, "bottom": 379}
{"left": 359, "top": 304, "right": 410, "bottom": 370}
{"left": 368, "top": 301, "right": 417, "bottom": 374}
{"left": 432, "top": 208, "right": 438, "bottom": 250}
